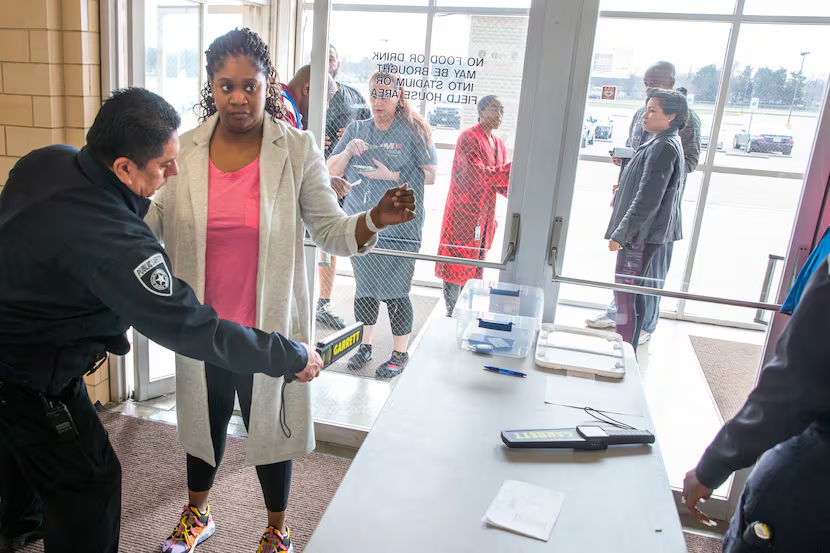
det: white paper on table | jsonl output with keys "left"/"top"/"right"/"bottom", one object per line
{"left": 483, "top": 480, "right": 565, "bottom": 542}
{"left": 545, "top": 374, "right": 643, "bottom": 417}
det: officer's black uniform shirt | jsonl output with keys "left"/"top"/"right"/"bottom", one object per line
{"left": 696, "top": 256, "right": 830, "bottom": 489}
{"left": 0, "top": 145, "right": 307, "bottom": 394}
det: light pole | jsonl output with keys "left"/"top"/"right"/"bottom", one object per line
{"left": 787, "top": 51, "right": 810, "bottom": 126}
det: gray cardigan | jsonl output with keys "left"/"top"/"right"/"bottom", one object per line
{"left": 606, "top": 129, "right": 684, "bottom": 245}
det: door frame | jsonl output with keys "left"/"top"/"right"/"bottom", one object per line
{"left": 541, "top": 0, "right": 830, "bottom": 521}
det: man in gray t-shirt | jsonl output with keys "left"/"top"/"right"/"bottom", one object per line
{"left": 586, "top": 61, "right": 702, "bottom": 343}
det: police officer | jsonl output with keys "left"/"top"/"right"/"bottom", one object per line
{"left": 683, "top": 256, "right": 830, "bottom": 552}
{"left": 0, "top": 88, "right": 327, "bottom": 552}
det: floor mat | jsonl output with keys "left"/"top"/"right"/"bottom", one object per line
{"left": 689, "top": 335, "right": 762, "bottom": 422}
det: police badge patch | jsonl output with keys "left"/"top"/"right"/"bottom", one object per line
{"left": 134, "top": 253, "right": 173, "bottom": 297}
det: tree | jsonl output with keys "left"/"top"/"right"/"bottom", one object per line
{"left": 754, "top": 67, "right": 788, "bottom": 105}
{"left": 783, "top": 70, "right": 807, "bottom": 107}
{"left": 729, "top": 65, "right": 753, "bottom": 106}
{"left": 691, "top": 64, "right": 720, "bottom": 103}
{"left": 802, "top": 78, "right": 827, "bottom": 109}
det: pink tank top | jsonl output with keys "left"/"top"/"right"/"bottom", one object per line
{"left": 204, "top": 156, "right": 261, "bottom": 328}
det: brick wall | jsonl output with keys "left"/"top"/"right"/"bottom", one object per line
{"left": 0, "top": 0, "right": 102, "bottom": 190}
{"left": 0, "top": 0, "right": 107, "bottom": 403}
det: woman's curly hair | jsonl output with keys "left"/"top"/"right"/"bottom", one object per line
{"left": 197, "top": 28, "right": 289, "bottom": 125}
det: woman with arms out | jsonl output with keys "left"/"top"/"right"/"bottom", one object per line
{"left": 145, "top": 29, "right": 415, "bottom": 553}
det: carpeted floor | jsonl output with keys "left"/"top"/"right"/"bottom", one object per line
{"left": 17, "top": 412, "right": 350, "bottom": 553}
{"left": 685, "top": 531, "right": 724, "bottom": 552}
{"left": 315, "top": 284, "right": 440, "bottom": 379}
{"left": 689, "top": 336, "right": 762, "bottom": 422}
{"left": 13, "top": 413, "right": 727, "bottom": 552}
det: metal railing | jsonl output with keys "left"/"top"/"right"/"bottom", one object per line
{"left": 303, "top": 213, "right": 520, "bottom": 271}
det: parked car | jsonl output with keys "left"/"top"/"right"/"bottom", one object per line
{"left": 593, "top": 116, "right": 614, "bottom": 140}
{"left": 733, "top": 130, "right": 794, "bottom": 155}
{"left": 588, "top": 86, "right": 603, "bottom": 99}
{"left": 428, "top": 106, "right": 461, "bottom": 129}
{"left": 700, "top": 135, "right": 723, "bottom": 151}
{"left": 581, "top": 116, "right": 596, "bottom": 148}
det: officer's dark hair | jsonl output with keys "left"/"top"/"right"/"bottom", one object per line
{"left": 86, "top": 87, "right": 181, "bottom": 169}
{"left": 198, "top": 28, "right": 288, "bottom": 125}
{"left": 647, "top": 88, "right": 688, "bottom": 131}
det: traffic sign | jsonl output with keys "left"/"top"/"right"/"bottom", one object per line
{"left": 750, "top": 97, "right": 759, "bottom": 111}
{"left": 601, "top": 86, "right": 617, "bottom": 101}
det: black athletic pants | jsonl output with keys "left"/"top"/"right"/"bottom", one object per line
{"left": 0, "top": 377, "right": 121, "bottom": 553}
{"left": 186, "top": 364, "right": 292, "bottom": 513}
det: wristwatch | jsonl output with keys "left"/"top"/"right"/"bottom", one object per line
{"left": 365, "top": 209, "right": 386, "bottom": 233}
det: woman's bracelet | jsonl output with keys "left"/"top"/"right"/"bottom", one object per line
{"left": 365, "top": 209, "right": 386, "bottom": 233}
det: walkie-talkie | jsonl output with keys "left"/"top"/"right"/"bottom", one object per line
{"left": 284, "top": 322, "right": 364, "bottom": 383}
{"left": 501, "top": 425, "right": 654, "bottom": 450}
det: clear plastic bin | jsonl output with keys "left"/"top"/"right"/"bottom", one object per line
{"left": 452, "top": 280, "right": 544, "bottom": 358}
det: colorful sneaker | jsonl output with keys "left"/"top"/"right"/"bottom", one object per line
{"left": 161, "top": 504, "right": 215, "bottom": 553}
{"left": 257, "top": 526, "right": 293, "bottom": 553}
{"left": 376, "top": 351, "right": 409, "bottom": 380}
{"left": 316, "top": 301, "right": 347, "bottom": 330}
{"left": 347, "top": 344, "right": 372, "bottom": 371}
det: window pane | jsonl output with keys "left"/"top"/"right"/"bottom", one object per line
{"left": 561, "top": 18, "right": 730, "bottom": 310}
{"left": 743, "top": 0, "right": 830, "bottom": 16}
{"left": 600, "top": 0, "right": 736, "bottom": 14}
{"left": 686, "top": 173, "right": 802, "bottom": 323}
{"left": 317, "top": 7, "right": 527, "bottom": 382}
{"left": 710, "top": 24, "right": 830, "bottom": 174}
{"left": 436, "top": 0, "right": 529, "bottom": 8}
{"left": 144, "top": 2, "right": 200, "bottom": 132}
{"left": 333, "top": 0, "right": 428, "bottom": 5}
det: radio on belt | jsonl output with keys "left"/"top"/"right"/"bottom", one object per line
{"left": 501, "top": 426, "right": 654, "bottom": 450}
{"left": 284, "top": 322, "right": 364, "bottom": 383}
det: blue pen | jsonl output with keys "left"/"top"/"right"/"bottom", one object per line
{"left": 484, "top": 366, "right": 527, "bottom": 378}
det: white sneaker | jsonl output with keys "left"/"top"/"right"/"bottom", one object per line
{"left": 638, "top": 332, "right": 652, "bottom": 345}
{"left": 585, "top": 313, "right": 616, "bottom": 329}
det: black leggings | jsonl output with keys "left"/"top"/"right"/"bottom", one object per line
{"left": 187, "top": 364, "right": 291, "bottom": 513}
{"left": 353, "top": 296, "right": 414, "bottom": 336}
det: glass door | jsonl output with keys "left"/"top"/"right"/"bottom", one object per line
{"left": 548, "top": 0, "right": 830, "bottom": 519}
{"left": 301, "top": 0, "right": 528, "bottom": 383}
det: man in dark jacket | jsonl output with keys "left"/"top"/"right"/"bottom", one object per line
{"left": 683, "top": 256, "right": 830, "bottom": 552}
{"left": 0, "top": 88, "right": 323, "bottom": 553}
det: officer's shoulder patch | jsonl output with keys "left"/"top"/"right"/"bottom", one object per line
{"left": 133, "top": 253, "right": 172, "bottom": 297}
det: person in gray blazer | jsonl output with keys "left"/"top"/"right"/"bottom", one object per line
{"left": 606, "top": 88, "right": 688, "bottom": 351}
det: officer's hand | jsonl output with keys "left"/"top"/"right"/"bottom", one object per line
{"left": 372, "top": 183, "right": 416, "bottom": 227}
{"left": 294, "top": 344, "right": 323, "bottom": 383}
{"left": 325, "top": 135, "right": 332, "bottom": 150}
{"left": 682, "top": 469, "right": 716, "bottom": 526}
{"left": 612, "top": 157, "right": 622, "bottom": 167}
